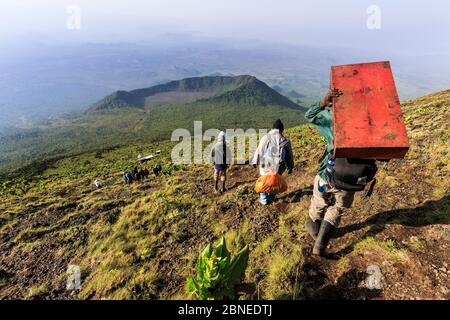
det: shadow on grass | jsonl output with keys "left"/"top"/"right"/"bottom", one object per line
{"left": 333, "top": 194, "right": 450, "bottom": 257}
{"left": 278, "top": 185, "right": 313, "bottom": 203}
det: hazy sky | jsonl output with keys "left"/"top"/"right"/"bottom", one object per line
{"left": 1, "top": 0, "right": 449, "bottom": 55}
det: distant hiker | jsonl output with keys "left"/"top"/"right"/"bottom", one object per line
{"left": 131, "top": 166, "right": 141, "bottom": 182}
{"left": 137, "top": 168, "right": 146, "bottom": 180}
{"left": 304, "top": 89, "right": 378, "bottom": 256}
{"left": 142, "top": 167, "right": 150, "bottom": 179}
{"left": 252, "top": 119, "right": 294, "bottom": 205}
{"left": 134, "top": 172, "right": 141, "bottom": 182}
{"left": 94, "top": 179, "right": 102, "bottom": 188}
{"left": 152, "top": 165, "right": 162, "bottom": 176}
{"left": 210, "top": 131, "right": 232, "bottom": 193}
{"left": 123, "top": 172, "right": 133, "bottom": 184}
{"left": 127, "top": 172, "right": 134, "bottom": 184}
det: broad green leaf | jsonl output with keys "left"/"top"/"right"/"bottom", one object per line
{"left": 215, "top": 237, "right": 230, "bottom": 258}
{"left": 187, "top": 238, "right": 250, "bottom": 300}
{"left": 196, "top": 255, "right": 205, "bottom": 280}
{"left": 218, "top": 255, "right": 230, "bottom": 274}
{"left": 186, "top": 276, "right": 198, "bottom": 294}
{"left": 228, "top": 245, "right": 249, "bottom": 286}
{"left": 201, "top": 243, "right": 212, "bottom": 259}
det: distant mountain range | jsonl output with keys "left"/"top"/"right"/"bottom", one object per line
{"left": 88, "top": 75, "right": 303, "bottom": 112}
{"left": 272, "top": 85, "right": 306, "bottom": 100}
{"left": 0, "top": 75, "right": 307, "bottom": 173}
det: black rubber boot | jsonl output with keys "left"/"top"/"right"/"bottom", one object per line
{"left": 312, "top": 220, "right": 335, "bottom": 256}
{"left": 221, "top": 181, "right": 226, "bottom": 193}
{"left": 214, "top": 180, "right": 219, "bottom": 193}
{"left": 305, "top": 217, "right": 321, "bottom": 240}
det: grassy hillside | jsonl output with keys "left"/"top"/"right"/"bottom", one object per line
{"left": 0, "top": 76, "right": 306, "bottom": 174}
{"left": 0, "top": 90, "right": 449, "bottom": 299}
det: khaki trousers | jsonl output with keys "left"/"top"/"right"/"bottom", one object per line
{"left": 213, "top": 169, "right": 227, "bottom": 182}
{"left": 308, "top": 175, "right": 355, "bottom": 227}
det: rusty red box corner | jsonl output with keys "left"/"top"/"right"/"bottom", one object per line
{"left": 330, "top": 61, "right": 410, "bottom": 159}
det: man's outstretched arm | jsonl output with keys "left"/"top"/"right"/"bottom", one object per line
{"left": 304, "top": 89, "right": 342, "bottom": 124}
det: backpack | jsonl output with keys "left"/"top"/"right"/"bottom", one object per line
{"left": 214, "top": 139, "right": 228, "bottom": 170}
{"left": 327, "top": 157, "right": 378, "bottom": 192}
{"left": 276, "top": 142, "right": 290, "bottom": 174}
{"left": 263, "top": 135, "right": 288, "bottom": 174}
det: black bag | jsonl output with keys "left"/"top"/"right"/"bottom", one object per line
{"left": 328, "top": 158, "right": 378, "bottom": 191}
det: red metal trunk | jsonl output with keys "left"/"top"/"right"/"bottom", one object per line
{"left": 331, "top": 61, "right": 410, "bottom": 159}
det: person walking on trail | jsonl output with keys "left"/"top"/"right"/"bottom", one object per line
{"left": 123, "top": 172, "right": 133, "bottom": 184}
{"left": 304, "top": 89, "right": 377, "bottom": 256}
{"left": 152, "top": 164, "right": 162, "bottom": 176}
{"left": 252, "top": 119, "right": 294, "bottom": 205}
{"left": 210, "top": 131, "right": 232, "bottom": 193}
{"left": 132, "top": 167, "right": 140, "bottom": 182}
{"left": 142, "top": 167, "right": 150, "bottom": 179}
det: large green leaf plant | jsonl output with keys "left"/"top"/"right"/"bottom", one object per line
{"left": 186, "top": 237, "right": 249, "bottom": 300}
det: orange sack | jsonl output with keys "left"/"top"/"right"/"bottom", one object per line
{"left": 255, "top": 172, "right": 287, "bottom": 194}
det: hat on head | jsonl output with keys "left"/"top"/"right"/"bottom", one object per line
{"left": 272, "top": 119, "right": 284, "bottom": 133}
{"left": 218, "top": 131, "right": 226, "bottom": 141}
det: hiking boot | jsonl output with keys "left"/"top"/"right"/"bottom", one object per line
{"left": 312, "top": 220, "right": 335, "bottom": 256}
{"left": 305, "top": 217, "right": 321, "bottom": 240}
{"left": 221, "top": 181, "right": 226, "bottom": 193}
{"left": 214, "top": 181, "right": 219, "bottom": 193}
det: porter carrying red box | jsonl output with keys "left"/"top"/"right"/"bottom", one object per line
{"left": 330, "top": 61, "right": 410, "bottom": 159}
